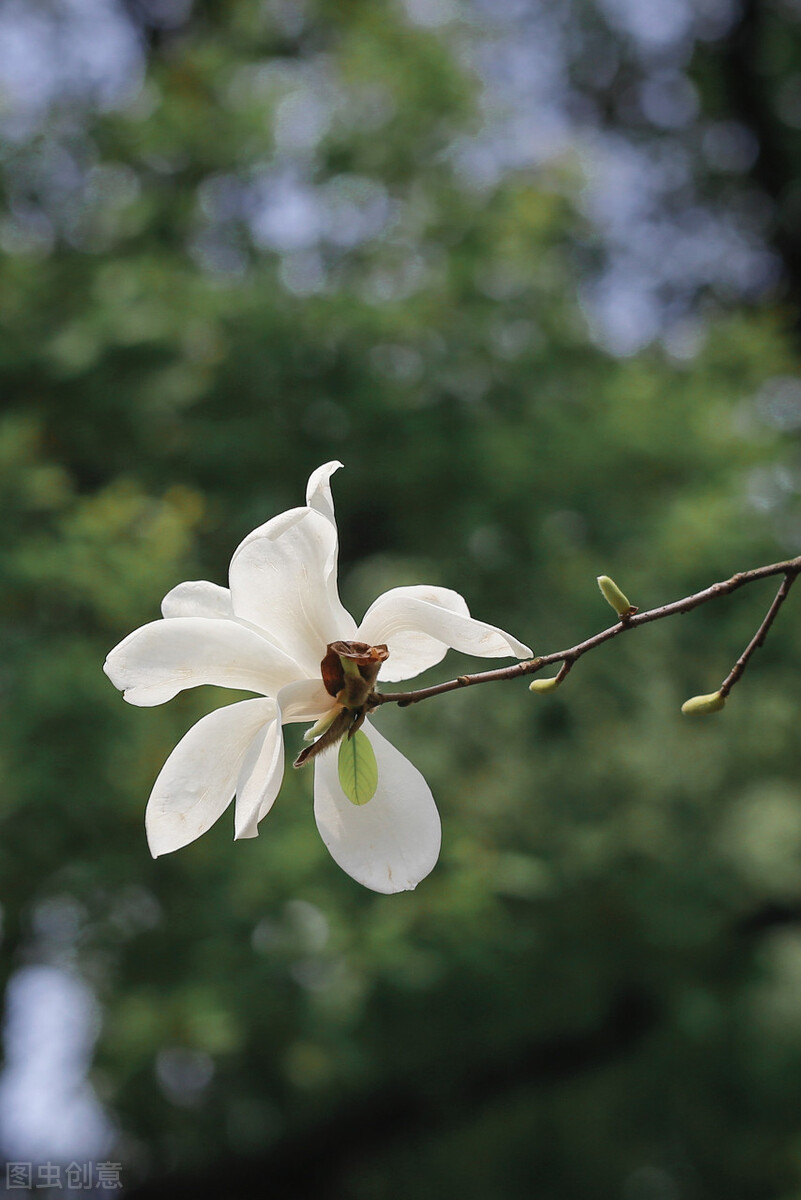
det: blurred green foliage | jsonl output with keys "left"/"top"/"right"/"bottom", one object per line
{"left": 2, "top": 2, "right": 801, "bottom": 1197}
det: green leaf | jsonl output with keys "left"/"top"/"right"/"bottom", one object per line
{"left": 338, "top": 730, "right": 378, "bottom": 806}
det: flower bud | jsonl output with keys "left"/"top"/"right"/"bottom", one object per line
{"left": 294, "top": 706, "right": 354, "bottom": 768}
{"left": 681, "top": 690, "right": 726, "bottom": 715}
{"left": 320, "top": 640, "right": 389, "bottom": 709}
{"left": 597, "top": 575, "right": 634, "bottom": 618}
{"left": 303, "top": 707, "right": 342, "bottom": 743}
{"left": 529, "top": 676, "right": 562, "bottom": 693}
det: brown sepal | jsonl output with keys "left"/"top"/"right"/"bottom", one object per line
{"left": 293, "top": 707, "right": 354, "bottom": 768}
{"left": 321, "top": 647, "right": 346, "bottom": 698}
{"left": 320, "top": 640, "right": 389, "bottom": 704}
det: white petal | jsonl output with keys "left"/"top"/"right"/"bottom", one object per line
{"left": 359, "top": 587, "right": 467, "bottom": 682}
{"left": 161, "top": 581, "right": 234, "bottom": 619}
{"left": 305, "top": 460, "right": 344, "bottom": 526}
{"left": 234, "top": 716, "right": 285, "bottom": 840}
{"left": 358, "top": 586, "right": 532, "bottom": 682}
{"left": 313, "top": 722, "right": 441, "bottom": 893}
{"left": 146, "top": 698, "right": 276, "bottom": 856}
{"left": 229, "top": 505, "right": 357, "bottom": 676}
{"left": 235, "top": 678, "right": 335, "bottom": 841}
{"left": 104, "top": 616, "right": 301, "bottom": 706}
{"left": 277, "top": 678, "right": 335, "bottom": 724}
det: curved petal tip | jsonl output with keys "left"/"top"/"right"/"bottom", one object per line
{"left": 306, "top": 461, "right": 345, "bottom": 526}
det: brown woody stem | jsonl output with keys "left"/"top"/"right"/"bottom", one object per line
{"left": 369, "top": 555, "right": 801, "bottom": 710}
{"left": 719, "top": 573, "right": 796, "bottom": 698}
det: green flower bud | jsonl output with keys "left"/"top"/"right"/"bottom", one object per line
{"left": 303, "top": 707, "right": 343, "bottom": 743}
{"left": 681, "top": 690, "right": 726, "bottom": 715}
{"left": 597, "top": 575, "right": 634, "bottom": 617}
{"left": 529, "top": 676, "right": 562, "bottom": 693}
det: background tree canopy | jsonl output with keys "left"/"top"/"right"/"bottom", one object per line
{"left": 3, "top": 0, "right": 801, "bottom": 1196}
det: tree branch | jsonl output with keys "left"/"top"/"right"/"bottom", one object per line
{"left": 370, "top": 556, "right": 801, "bottom": 710}
{"left": 719, "top": 573, "right": 796, "bottom": 698}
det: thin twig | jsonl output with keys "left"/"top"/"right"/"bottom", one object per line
{"left": 369, "top": 555, "right": 801, "bottom": 710}
{"left": 719, "top": 573, "right": 796, "bottom": 698}
{"left": 554, "top": 660, "right": 573, "bottom": 685}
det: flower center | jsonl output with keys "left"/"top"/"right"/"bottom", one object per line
{"left": 293, "top": 641, "right": 390, "bottom": 769}
{"left": 320, "top": 640, "right": 389, "bottom": 710}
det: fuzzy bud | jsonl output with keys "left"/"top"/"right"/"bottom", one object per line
{"left": 597, "top": 575, "right": 635, "bottom": 618}
{"left": 681, "top": 690, "right": 726, "bottom": 715}
{"left": 529, "top": 676, "right": 562, "bottom": 694}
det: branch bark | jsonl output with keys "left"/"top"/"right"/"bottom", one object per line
{"left": 719, "top": 573, "right": 796, "bottom": 698}
{"left": 369, "top": 556, "right": 801, "bottom": 710}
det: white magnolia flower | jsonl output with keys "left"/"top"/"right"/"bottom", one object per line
{"left": 104, "top": 463, "right": 532, "bottom": 893}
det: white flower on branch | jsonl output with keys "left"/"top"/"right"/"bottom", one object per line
{"left": 104, "top": 463, "right": 532, "bottom": 893}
